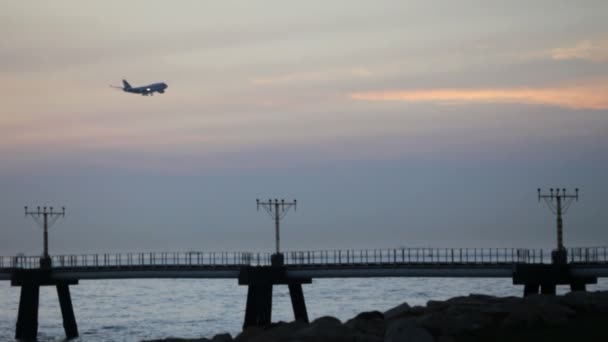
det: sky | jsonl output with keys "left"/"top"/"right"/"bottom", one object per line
{"left": 1, "top": 1, "right": 607, "bottom": 255}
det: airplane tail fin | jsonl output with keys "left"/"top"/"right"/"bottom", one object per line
{"left": 122, "top": 79, "right": 132, "bottom": 89}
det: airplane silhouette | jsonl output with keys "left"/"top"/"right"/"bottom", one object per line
{"left": 111, "top": 79, "right": 168, "bottom": 96}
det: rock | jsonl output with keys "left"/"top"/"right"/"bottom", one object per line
{"left": 523, "top": 294, "right": 574, "bottom": 326}
{"left": 445, "top": 294, "right": 519, "bottom": 316}
{"left": 349, "top": 334, "right": 383, "bottom": 342}
{"left": 211, "top": 333, "right": 232, "bottom": 342}
{"left": 417, "top": 312, "right": 485, "bottom": 337}
{"left": 142, "top": 338, "right": 211, "bottom": 342}
{"left": 446, "top": 294, "right": 499, "bottom": 304}
{"left": 293, "top": 316, "right": 349, "bottom": 340}
{"left": 309, "top": 315, "right": 343, "bottom": 328}
{"left": 235, "top": 321, "right": 306, "bottom": 342}
{"left": 476, "top": 300, "right": 520, "bottom": 317}
{"left": 148, "top": 291, "right": 608, "bottom": 342}
{"left": 439, "top": 296, "right": 511, "bottom": 332}
{"left": 293, "top": 316, "right": 382, "bottom": 342}
{"left": 234, "top": 327, "right": 263, "bottom": 341}
{"left": 436, "top": 336, "right": 455, "bottom": 342}
{"left": 410, "top": 305, "right": 427, "bottom": 316}
{"left": 345, "top": 311, "right": 385, "bottom": 337}
{"left": 560, "top": 291, "right": 608, "bottom": 314}
{"left": 500, "top": 302, "right": 542, "bottom": 330}
{"left": 426, "top": 300, "right": 448, "bottom": 312}
{"left": 384, "top": 302, "right": 412, "bottom": 320}
{"left": 354, "top": 310, "right": 384, "bottom": 320}
{"left": 385, "top": 318, "right": 434, "bottom": 342}
{"left": 522, "top": 293, "right": 558, "bottom": 305}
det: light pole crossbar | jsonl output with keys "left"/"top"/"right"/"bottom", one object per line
{"left": 256, "top": 199, "right": 297, "bottom": 255}
{"left": 24, "top": 206, "right": 66, "bottom": 262}
{"left": 537, "top": 188, "right": 579, "bottom": 264}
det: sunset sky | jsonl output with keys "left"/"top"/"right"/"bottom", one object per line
{"left": 1, "top": 1, "right": 607, "bottom": 255}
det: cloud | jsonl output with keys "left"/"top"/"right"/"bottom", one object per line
{"left": 551, "top": 38, "right": 608, "bottom": 62}
{"left": 250, "top": 68, "right": 373, "bottom": 85}
{"left": 349, "top": 82, "right": 608, "bottom": 110}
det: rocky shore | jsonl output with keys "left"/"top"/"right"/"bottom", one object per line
{"left": 144, "top": 291, "right": 608, "bottom": 342}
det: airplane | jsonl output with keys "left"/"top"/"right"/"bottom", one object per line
{"left": 111, "top": 79, "right": 168, "bottom": 96}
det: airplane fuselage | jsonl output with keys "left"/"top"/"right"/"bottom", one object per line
{"left": 124, "top": 82, "right": 168, "bottom": 96}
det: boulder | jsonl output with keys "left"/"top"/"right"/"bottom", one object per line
{"left": 345, "top": 311, "right": 385, "bottom": 337}
{"left": 523, "top": 294, "right": 575, "bottom": 326}
{"left": 353, "top": 310, "right": 384, "bottom": 320}
{"left": 385, "top": 318, "right": 434, "bottom": 342}
{"left": 447, "top": 294, "right": 519, "bottom": 308}
{"left": 293, "top": 316, "right": 382, "bottom": 342}
{"left": 417, "top": 312, "right": 486, "bottom": 337}
{"left": 446, "top": 294, "right": 499, "bottom": 304}
{"left": 436, "top": 336, "right": 455, "bottom": 342}
{"left": 147, "top": 291, "right": 608, "bottom": 342}
{"left": 445, "top": 294, "right": 519, "bottom": 316}
{"left": 426, "top": 300, "right": 449, "bottom": 312}
{"left": 235, "top": 321, "right": 306, "bottom": 342}
{"left": 211, "top": 333, "right": 232, "bottom": 342}
{"left": 500, "top": 303, "right": 542, "bottom": 330}
{"left": 410, "top": 305, "right": 427, "bottom": 316}
{"left": 293, "top": 316, "right": 349, "bottom": 340}
{"left": 384, "top": 302, "right": 412, "bottom": 320}
{"left": 560, "top": 291, "right": 608, "bottom": 314}
{"left": 142, "top": 338, "right": 211, "bottom": 342}
{"left": 234, "top": 327, "right": 263, "bottom": 341}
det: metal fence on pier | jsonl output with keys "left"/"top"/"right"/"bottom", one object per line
{"left": 4, "top": 247, "right": 596, "bottom": 270}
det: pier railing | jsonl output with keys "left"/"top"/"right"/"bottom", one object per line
{"left": 1, "top": 247, "right": 607, "bottom": 270}
{"left": 569, "top": 247, "right": 608, "bottom": 264}
{"left": 0, "top": 247, "right": 608, "bottom": 269}
{"left": 0, "top": 252, "right": 262, "bottom": 270}
{"left": 282, "top": 248, "right": 544, "bottom": 266}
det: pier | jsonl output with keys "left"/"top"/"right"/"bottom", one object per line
{"left": 1, "top": 247, "right": 607, "bottom": 340}
{"left": 2, "top": 191, "right": 605, "bottom": 339}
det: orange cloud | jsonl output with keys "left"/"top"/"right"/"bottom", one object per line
{"left": 551, "top": 38, "right": 608, "bottom": 62}
{"left": 350, "top": 83, "right": 608, "bottom": 110}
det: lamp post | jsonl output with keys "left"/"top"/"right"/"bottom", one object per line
{"left": 25, "top": 206, "right": 65, "bottom": 269}
{"left": 257, "top": 199, "right": 297, "bottom": 266}
{"left": 537, "top": 188, "right": 579, "bottom": 264}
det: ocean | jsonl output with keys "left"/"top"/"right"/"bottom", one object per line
{"left": 1, "top": 278, "right": 607, "bottom": 341}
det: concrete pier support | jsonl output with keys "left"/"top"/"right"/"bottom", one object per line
{"left": 11, "top": 270, "right": 79, "bottom": 340}
{"left": 15, "top": 284, "right": 40, "bottom": 340}
{"left": 239, "top": 266, "right": 311, "bottom": 329}
{"left": 540, "top": 283, "right": 556, "bottom": 295}
{"left": 244, "top": 283, "right": 274, "bottom": 327}
{"left": 523, "top": 283, "right": 539, "bottom": 297}
{"left": 57, "top": 284, "right": 79, "bottom": 338}
{"left": 513, "top": 264, "right": 596, "bottom": 297}
{"left": 244, "top": 284, "right": 257, "bottom": 327}
{"left": 288, "top": 283, "right": 309, "bottom": 323}
{"left": 570, "top": 282, "right": 587, "bottom": 291}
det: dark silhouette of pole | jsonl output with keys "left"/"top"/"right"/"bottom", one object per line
{"left": 256, "top": 199, "right": 296, "bottom": 255}
{"left": 538, "top": 188, "right": 578, "bottom": 264}
{"left": 25, "top": 206, "right": 65, "bottom": 267}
